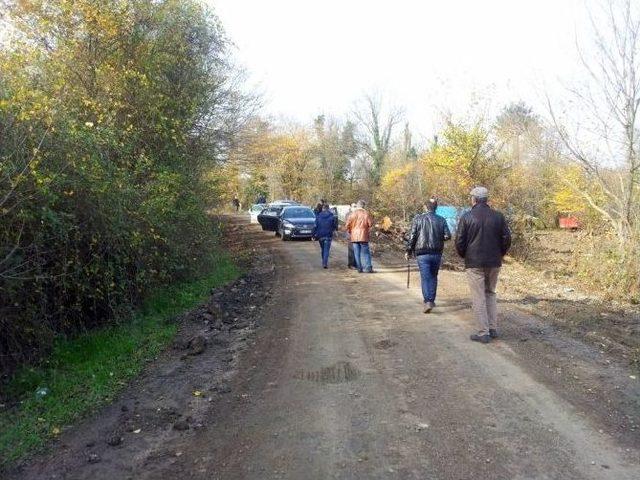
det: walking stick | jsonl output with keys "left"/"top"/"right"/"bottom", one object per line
{"left": 406, "top": 255, "right": 410, "bottom": 288}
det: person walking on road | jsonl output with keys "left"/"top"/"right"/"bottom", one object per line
{"left": 232, "top": 196, "right": 240, "bottom": 213}
{"left": 344, "top": 203, "right": 358, "bottom": 269}
{"left": 405, "top": 197, "right": 451, "bottom": 313}
{"left": 345, "top": 200, "right": 374, "bottom": 273}
{"left": 313, "top": 204, "right": 337, "bottom": 269}
{"left": 313, "top": 199, "right": 327, "bottom": 216}
{"left": 455, "top": 186, "right": 511, "bottom": 344}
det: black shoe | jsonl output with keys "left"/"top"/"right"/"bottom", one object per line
{"left": 323, "top": 265, "right": 328, "bottom": 269}
{"left": 489, "top": 329, "right": 498, "bottom": 339}
{"left": 357, "top": 268, "right": 363, "bottom": 273}
{"left": 470, "top": 334, "right": 490, "bottom": 344}
{"left": 365, "top": 269, "right": 375, "bottom": 273}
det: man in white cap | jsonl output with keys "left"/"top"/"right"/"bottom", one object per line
{"left": 455, "top": 186, "right": 511, "bottom": 343}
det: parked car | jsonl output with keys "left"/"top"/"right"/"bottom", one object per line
{"left": 257, "top": 200, "right": 299, "bottom": 232}
{"left": 277, "top": 205, "right": 316, "bottom": 240}
{"left": 248, "top": 204, "right": 265, "bottom": 224}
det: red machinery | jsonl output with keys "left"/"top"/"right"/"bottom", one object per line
{"left": 558, "top": 215, "right": 581, "bottom": 230}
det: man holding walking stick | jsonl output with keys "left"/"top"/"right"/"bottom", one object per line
{"left": 405, "top": 198, "right": 451, "bottom": 313}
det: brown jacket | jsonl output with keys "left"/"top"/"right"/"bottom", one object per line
{"left": 346, "top": 208, "right": 373, "bottom": 242}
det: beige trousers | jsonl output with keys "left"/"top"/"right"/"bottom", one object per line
{"left": 466, "top": 267, "right": 501, "bottom": 336}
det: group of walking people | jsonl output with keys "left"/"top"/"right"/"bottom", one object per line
{"left": 405, "top": 186, "right": 511, "bottom": 343}
{"left": 312, "top": 199, "right": 374, "bottom": 272}
{"left": 311, "top": 186, "right": 511, "bottom": 344}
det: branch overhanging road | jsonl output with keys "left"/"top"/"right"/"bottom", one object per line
{"left": 10, "top": 217, "right": 640, "bottom": 480}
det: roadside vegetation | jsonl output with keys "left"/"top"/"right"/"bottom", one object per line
{"left": 0, "top": 0, "right": 249, "bottom": 466}
{"left": 0, "top": 0, "right": 253, "bottom": 375}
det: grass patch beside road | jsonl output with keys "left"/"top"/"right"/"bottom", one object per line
{"left": 0, "top": 254, "right": 239, "bottom": 467}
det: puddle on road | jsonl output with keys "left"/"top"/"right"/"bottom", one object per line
{"left": 294, "top": 361, "right": 361, "bottom": 384}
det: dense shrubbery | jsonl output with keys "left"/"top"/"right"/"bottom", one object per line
{"left": 0, "top": 0, "right": 246, "bottom": 375}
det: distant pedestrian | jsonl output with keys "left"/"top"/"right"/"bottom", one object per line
{"left": 313, "top": 204, "right": 337, "bottom": 269}
{"left": 345, "top": 200, "right": 374, "bottom": 273}
{"left": 256, "top": 193, "right": 267, "bottom": 204}
{"left": 344, "top": 204, "right": 357, "bottom": 269}
{"left": 232, "top": 196, "right": 240, "bottom": 212}
{"left": 455, "top": 186, "right": 511, "bottom": 343}
{"left": 313, "top": 199, "right": 327, "bottom": 216}
{"left": 405, "top": 197, "right": 451, "bottom": 313}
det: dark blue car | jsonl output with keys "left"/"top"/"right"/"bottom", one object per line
{"left": 277, "top": 206, "right": 316, "bottom": 241}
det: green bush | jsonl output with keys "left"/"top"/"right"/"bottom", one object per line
{"left": 0, "top": 1, "right": 246, "bottom": 375}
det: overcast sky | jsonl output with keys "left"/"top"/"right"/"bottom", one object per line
{"left": 212, "top": 0, "right": 592, "bottom": 141}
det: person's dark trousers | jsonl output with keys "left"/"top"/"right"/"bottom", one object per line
{"left": 352, "top": 242, "right": 373, "bottom": 272}
{"left": 416, "top": 253, "right": 442, "bottom": 304}
{"left": 347, "top": 242, "right": 356, "bottom": 268}
{"left": 318, "top": 237, "right": 332, "bottom": 267}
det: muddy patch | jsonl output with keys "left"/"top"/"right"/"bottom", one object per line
{"left": 374, "top": 339, "right": 397, "bottom": 350}
{"left": 294, "top": 361, "right": 361, "bottom": 384}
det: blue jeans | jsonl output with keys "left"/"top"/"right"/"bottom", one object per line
{"left": 318, "top": 237, "right": 332, "bottom": 267}
{"left": 352, "top": 242, "right": 372, "bottom": 272}
{"left": 416, "top": 253, "right": 442, "bottom": 303}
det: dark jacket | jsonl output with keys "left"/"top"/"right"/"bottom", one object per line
{"left": 455, "top": 203, "right": 511, "bottom": 268}
{"left": 406, "top": 212, "right": 451, "bottom": 256}
{"left": 313, "top": 210, "right": 337, "bottom": 238}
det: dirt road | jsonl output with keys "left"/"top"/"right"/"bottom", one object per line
{"left": 9, "top": 218, "right": 640, "bottom": 479}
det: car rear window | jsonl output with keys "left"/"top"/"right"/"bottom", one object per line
{"left": 282, "top": 208, "right": 315, "bottom": 219}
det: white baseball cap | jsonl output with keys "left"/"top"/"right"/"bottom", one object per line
{"left": 470, "top": 186, "right": 489, "bottom": 199}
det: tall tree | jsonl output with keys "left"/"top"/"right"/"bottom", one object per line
{"left": 495, "top": 101, "right": 541, "bottom": 165}
{"left": 353, "top": 94, "right": 403, "bottom": 187}
{"left": 311, "top": 115, "right": 353, "bottom": 201}
{"left": 548, "top": 0, "right": 640, "bottom": 241}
